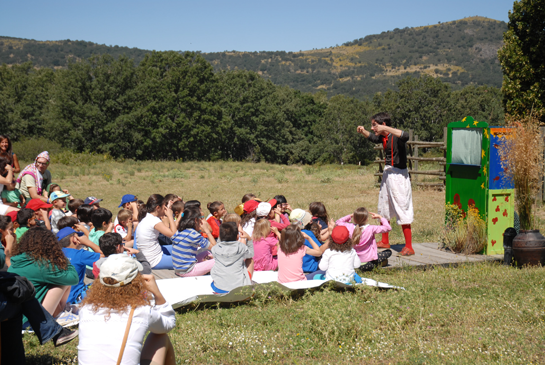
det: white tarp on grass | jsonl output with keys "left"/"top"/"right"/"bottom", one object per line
{"left": 156, "top": 271, "right": 405, "bottom": 309}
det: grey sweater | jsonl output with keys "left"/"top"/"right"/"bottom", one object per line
{"left": 211, "top": 240, "right": 254, "bottom": 292}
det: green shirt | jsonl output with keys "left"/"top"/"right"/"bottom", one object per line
{"left": 15, "top": 226, "right": 29, "bottom": 241}
{"left": 8, "top": 253, "right": 78, "bottom": 304}
{"left": 1, "top": 189, "right": 22, "bottom": 208}
{"left": 88, "top": 228, "right": 105, "bottom": 246}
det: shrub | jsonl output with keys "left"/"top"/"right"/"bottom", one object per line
{"left": 12, "top": 137, "right": 65, "bottom": 161}
{"left": 441, "top": 204, "right": 486, "bottom": 254}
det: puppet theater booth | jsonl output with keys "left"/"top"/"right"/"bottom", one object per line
{"left": 445, "top": 116, "right": 514, "bottom": 255}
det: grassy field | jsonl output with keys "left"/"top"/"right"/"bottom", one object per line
{"left": 19, "top": 160, "right": 545, "bottom": 364}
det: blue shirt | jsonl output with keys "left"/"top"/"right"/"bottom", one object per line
{"left": 171, "top": 229, "right": 210, "bottom": 272}
{"left": 62, "top": 248, "right": 100, "bottom": 303}
{"left": 302, "top": 229, "right": 322, "bottom": 273}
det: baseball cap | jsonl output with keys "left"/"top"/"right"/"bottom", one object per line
{"left": 268, "top": 198, "right": 278, "bottom": 208}
{"left": 243, "top": 200, "right": 259, "bottom": 214}
{"left": 6, "top": 211, "right": 17, "bottom": 223}
{"left": 56, "top": 227, "right": 84, "bottom": 241}
{"left": 84, "top": 196, "right": 103, "bottom": 205}
{"left": 48, "top": 191, "right": 70, "bottom": 204}
{"left": 290, "top": 209, "right": 312, "bottom": 227}
{"left": 99, "top": 254, "right": 142, "bottom": 287}
{"left": 25, "top": 198, "right": 53, "bottom": 211}
{"left": 118, "top": 194, "right": 137, "bottom": 208}
{"left": 331, "top": 226, "right": 350, "bottom": 244}
{"left": 256, "top": 202, "right": 272, "bottom": 217}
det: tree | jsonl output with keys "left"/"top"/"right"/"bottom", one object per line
{"left": 450, "top": 85, "right": 504, "bottom": 125}
{"left": 498, "top": 0, "right": 545, "bottom": 121}
{"left": 373, "top": 75, "right": 452, "bottom": 141}
{"left": 313, "top": 95, "right": 374, "bottom": 164}
{"left": 45, "top": 55, "right": 138, "bottom": 157}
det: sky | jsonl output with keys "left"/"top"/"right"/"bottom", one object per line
{"left": 1, "top": 0, "right": 515, "bottom": 53}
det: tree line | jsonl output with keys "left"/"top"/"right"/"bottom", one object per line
{"left": 0, "top": 51, "right": 504, "bottom": 164}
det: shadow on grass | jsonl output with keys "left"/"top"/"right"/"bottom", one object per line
{"left": 26, "top": 354, "right": 75, "bottom": 365}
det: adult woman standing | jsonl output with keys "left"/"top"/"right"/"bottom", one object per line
{"left": 78, "top": 254, "right": 176, "bottom": 365}
{"left": 16, "top": 151, "right": 52, "bottom": 203}
{"left": 136, "top": 194, "right": 177, "bottom": 270}
{"left": 0, "top": 135, "right": 20, "bottom": 173}
{"left": 0, "top": 157, "right": 19, "bottom": 215}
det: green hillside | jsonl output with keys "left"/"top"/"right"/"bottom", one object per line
{"left": 0, "top": 36, "right": 150, "bottom": 68}
{"left": 203, "top": 16, "right": 506, "bottom": 98}
{"left": 0, "top": 16, "right": 505, "bottom": 98}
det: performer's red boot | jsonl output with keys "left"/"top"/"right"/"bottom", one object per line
{"left": 400, "top": 224, "right": 415, "bottom": 256}
{"left": 376, "top": 221, "right": 390, "bottom": 248}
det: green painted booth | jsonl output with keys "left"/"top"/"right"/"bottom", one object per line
{"left": 445, "top": 116, "right": 514, "bottom": 255}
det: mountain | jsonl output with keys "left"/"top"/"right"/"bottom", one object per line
{"left": 0, "top": 16, "right": 506, "bottom": 98}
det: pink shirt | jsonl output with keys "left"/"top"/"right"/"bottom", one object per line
{"left": 253, "top": 237, "right": 279, "bottom": 271}
{"left": 277, "top": 244, "right": 307, "bottom": 284}
{"left": 335, "top": 215, "right": 391, "bottom": 263}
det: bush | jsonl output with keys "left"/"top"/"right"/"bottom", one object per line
{"left": 12, "top": 137, "right": 65, "bottom": 162}
{"left": 441, "top": 204, "right": 486, "bottom": 254}
{"left": 52, "top": 150, "right": 112, "bottom": 166}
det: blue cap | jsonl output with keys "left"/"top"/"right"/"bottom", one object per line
{"left": 118, "top": 194, "right": 137, "bottom": 208}
{"left": 57, "top": 227, "right": 84, "bottom": 241}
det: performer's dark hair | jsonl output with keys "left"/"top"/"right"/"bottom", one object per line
{"left": 372, "top": 112, "right": 391, "bottom": 127}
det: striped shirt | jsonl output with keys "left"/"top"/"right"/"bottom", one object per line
{"left": 171, "top": 229, "right": 210, "bottom": 272}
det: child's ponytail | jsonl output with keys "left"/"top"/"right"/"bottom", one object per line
{"left": 207, "top": 201, "right": 223, "bottom": 215}
{"left": 352, "top": 207, "right": 369, "bottom": 245}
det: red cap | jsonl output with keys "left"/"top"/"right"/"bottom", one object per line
{"left": 25, "top": 198, "right": 53, "bottom": 211}
{"left": 243, "top": 200, "right": 259, "bottom": 214}
{"left": 331, "top": 226, "right": 350, "bottom": 244}
{"left": 6, "top": 211, "right": 17, "bottom": 223}
{"left": 268, "top": 199, "right": 277, "bottom": 207}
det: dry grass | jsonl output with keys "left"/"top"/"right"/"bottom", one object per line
{"left": 18, "top": 160, "right": 545, "bottom": 364}
{"left": 44, "top": 160, "right": 445, "bottom": 244}
{"left": 498, "top": 116, "right": 544, "bottom": 229}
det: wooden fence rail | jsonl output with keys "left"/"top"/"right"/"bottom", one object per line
{"left": 374, "top": 127, "right": 447, "bottom": 188}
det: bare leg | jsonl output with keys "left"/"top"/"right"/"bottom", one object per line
{"left": 41, "top": 286, "right": 71, "bottom": 317}
{"left": 141, "top": 333, "right": 175, "bottom": 365}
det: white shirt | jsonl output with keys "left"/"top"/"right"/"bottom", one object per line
{"left": 319, "top": 248, "right": 361, "bottom": 284}
{"left": 135, "top": 213, "right": 163, "bottom": 267}
{"left": 78, "top": 301, "right": 176, "bottom": 365}
{"left": 243, "top": 218, "right": 256, "bottom": 237}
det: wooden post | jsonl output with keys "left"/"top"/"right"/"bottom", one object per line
{"left": 413, "top": 135, "right": 419, "bottom": 183}
{"left": 408, "top": 129, "right": 413, "bottom": 181}
{"left": 443, "top": 127, "right": 447, "bottom": 186}
{"left": 538, "top": 127, "right": 545, "bottom": 202}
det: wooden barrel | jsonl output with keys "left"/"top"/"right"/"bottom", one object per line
{"left": 512, "top": 230, "right": 545, "bottom": 267}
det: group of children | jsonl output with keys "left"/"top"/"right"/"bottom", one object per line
{"left": 0, "top": 187, "right": 395, "bottom": 322}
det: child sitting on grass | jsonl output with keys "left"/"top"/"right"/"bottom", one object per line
{"left": 277, "top": 224, "right": 322, "bottom": 284}
{"left": 89, "top": 208, "right": 113, "bottom": 246}
{"left": 172, "top": 200, "right": 185, "bottom": 222}
{"left": 206, "top": 201, "right": 226, "bottom": 239}
{"left": 309, "top": 202, "right": 331, "bottom": 242}
{"left": 58, "top": 227, "right": 103, "bottom": 304}
{"left": 2, "top": 187, "right": 23, "bottom": 209}
{"left": 171, "top": 208, "right": 216, "bottom": 277}
{"left": 66, "top": 198, "right": 84, "bottom": 218}
{"left": 210, "top": 222, "right": 254, "bottom": 294}
{"left": 114, "top": 209, "right": 134, "bottom": 246}
{"left": 15, "top": 208, "right": 36, "bottom": 241}
{"left": 336, "top": 207, "right": 392, "bottom": 271}
{"left": 252, "top": 218, "right": 280, "bottom": 271}
{"left": 49, "top": 191, "right": 70, "bottom": 234}
{"left": 93, "top": 232, "right": 151, "bottom": 278}
{"left": 316, "top": 226, "right": 362, "bottom": 284}
{"left": 76, "top": 204, "right": 94, "bottom": 231}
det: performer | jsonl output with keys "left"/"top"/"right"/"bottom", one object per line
{"left": 357, "top": 112, "right": 414, "bottom": 256}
